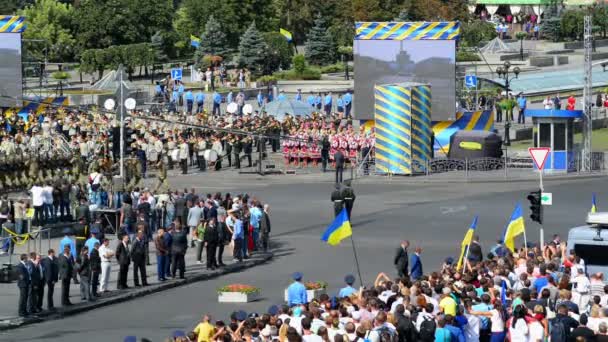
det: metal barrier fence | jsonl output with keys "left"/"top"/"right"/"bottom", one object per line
{"left": 1, "top": 222, "right": 55, "bottom": 263}
{"left": 355, "top": 151, "right": 608, "bottom": 180}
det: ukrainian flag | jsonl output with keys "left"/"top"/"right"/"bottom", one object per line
{"left": 190, "top": 35, "right": 201, "bottom": 48}
{"left": 503, "top": 204, "right": 525, "bottom": 253}
{"left": 280, "top": 28, "right": 293, "bottom": 42}
{"left": 592, "top": 193, "right": 597, "bottom": 213}
{"left": 456, "top": 216, "right": 477, "bottom": 270}
{"left": 321, "top": 208, "right": 352, "bottom": 246}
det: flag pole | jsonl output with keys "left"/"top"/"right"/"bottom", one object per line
{"left": 523, "top": 226, "right": 528, "bottom": 258}
{"left": 349, "top": 234, "right": 364, "bottom": 288}
{"left": 462, "top": 245, "right": 471, "bottom": 273}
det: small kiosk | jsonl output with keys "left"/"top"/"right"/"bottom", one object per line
{"left": 524, "top": 109, "right": 583, "bottom": 172}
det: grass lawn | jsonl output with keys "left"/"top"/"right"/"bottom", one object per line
{"left": 509, "top": 128, "right": 608, "bottom": 151}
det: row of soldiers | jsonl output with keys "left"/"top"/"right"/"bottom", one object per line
{"left": 330, "top": 180, "right": 356, "bottom": 219}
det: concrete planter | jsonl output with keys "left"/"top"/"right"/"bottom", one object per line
{"left": 284, "top": 288, "right": 327, "bottom": 303}
{"left": 218, "top": 291, "right": 260, "bottom": 303}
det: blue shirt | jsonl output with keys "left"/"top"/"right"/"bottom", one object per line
{"left": 337, "top": 99, "right": 344, "bottom": 108}
{"left": 172, "top": 91, "right": 179, "bottom": 102}
{"left": 155, "top": 85, "right": 162, "bottom": 94}
{"left": 185, "top": 91, "right": 193, "bottom": 101}
{"left": 59, "top": 236, "right": 77, "bottom": 260}
{"left": 227, "top": 92, "right": 233, "bottom": 103}
{"left": 517, "top": 97, "right": 527, "bottom": 108}
{"left": 435, "top": 328, "right": 452, "bottom": 342}
{"left": 196, "top": 92, "right": 204, "bottom": 103}
{"left": 277, "top": 94, "right": 286, "bottom": 101}
{"left": 178, "top": 84, "right": 184, "bottom": 93}
{"left": 343, "top": 93, "right": 352, "bottom": 105}
{"left": 307, "top": 96, "right": 315, "bottom": 106}
{"left": 84, "top": 237, "right": 100, "bottom": 256}
{"left": 249, "top": 207, "right": 262, "bottom": 230}
{"left": 324, "top": 95, "right": 332, "bottom": 105}
{"left": 314, "top": 96, "right": 322, "bottom": 105}
{"left": 213, "top": 93, "right": 221, "bottom": 104}
{"left": 287, "top": 281, "right": 307, "bottom": 306}
{"left": 233, "top": 219, "right": 244, "bottom": 239}
{"left": 533, "top": 276, "right": 549, "bottom": 292}
{"left": 257, "top": 93, "right": 264, "bottom": 104}
{"left": 295, "top": 92, "right": 302, "bottom": 101}
{"left": 338, "top": 286, "right": 356, "bottom": 298}
{"left": 445, "top": 325, "right": 465, "bottom": 342}
{"left": 472, "top": 303, "right": 492, "bottom": 329}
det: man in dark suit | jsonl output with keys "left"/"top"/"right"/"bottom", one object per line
{"left": 171, "top": 223, "right": 188, "bottom": 279}
{"left": 334, "top": 150, "right": 345, "bottom": 184}
{"left": 89, "top": 242, "right": 101, "bottom": 297}
{"left": 394, "top": 240, "right": 410, "bottom": 278}
{"left": 115, "top": 234, "right": 131, "bottom": 289}
{"left": 410, "top": 246, "right": 423, "bottom": 280}
{"left": 41, "top": 249, "right": 59, "bottom": 310}
{"left": 28, "top": 252, "right": 44, "bottom": 313}
{"left": 74, "top": 198, "right": 90, "bottom": 226}
{"left": 57, "top": 245, "right": 74, "bottom": 306}
{"left": 77, "top": 246, "right": 92, "bottom": 301}
{"left": 16, "top": 253, "right": 31, "bottom": 316}
{"left": 131, "top": 230, "right": 148, "bottom": 286}
{"left": 173, "top": 192, "right": 187, "bottom": 227}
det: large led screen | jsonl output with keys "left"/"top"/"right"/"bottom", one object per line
{"left": 0, "top": 33, "right": 22, "bottom": 107}
{"left": 354, "top": 39, "right": 455, "bottom": 121}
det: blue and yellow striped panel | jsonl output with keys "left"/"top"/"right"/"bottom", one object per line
{"left": 4, "top": 97, "right": 69, "bottom": 120}
{"left": 432, "top": 110, "right": 494, "bottom": 155}
{"left": 374, "top": 84, "right": 412, "bottom": 175}
{"left": 355, "top": 22, "right": 460, "bottom": 41}
{"left": 410, "top": 85, "right": 432, "bottom": 172}
{"left": 0, "top": 16, "right": 26, "bottom": 33}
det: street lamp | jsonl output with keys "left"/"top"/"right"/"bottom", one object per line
{"left": 496, "top": 62, "right": 520, "bottom": 146}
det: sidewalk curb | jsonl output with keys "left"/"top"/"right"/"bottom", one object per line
{"left": 0, "top": 253, "right": 273, "bottom": 332}
{"left": 355, "top": 173, "right": 607, "bottom": 184}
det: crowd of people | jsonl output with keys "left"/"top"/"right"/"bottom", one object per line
{"left": 137, "top": 233, "right": 608, "bottom": 342}
{"left": 11, "top": 187, "right": 273, "bottom": 318}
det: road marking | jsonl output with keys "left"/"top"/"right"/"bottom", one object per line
{"left": 440, "top": 205, "right": 468, "bottom": 215}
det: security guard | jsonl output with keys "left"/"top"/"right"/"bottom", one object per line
{"left": 286, "top": 272, "right": 307, "bottom": 307}
{"left": 341, "top": 180, "right": 356, "bottom": 219}
{"left": 330, "top": 184, "right": 343, "bottom": 218}
{"left": 338, "top": 274, "right": 357, "bottom": 298}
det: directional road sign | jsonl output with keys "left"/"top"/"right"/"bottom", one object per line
{"left": 465, "top": 75, "right": 478, "bottom": 88}
{"left": 541, "top": 192, "right": 552, "bottom": 205}
{"left": 171, "top": 68, "right": 182, "bottom": 81}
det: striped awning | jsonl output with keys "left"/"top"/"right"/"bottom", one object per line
{"left": 0, "top": 16, "right": 26, "bottom": 33}
{"left": 355, "top": 22, "right": 460, "bottom": 41}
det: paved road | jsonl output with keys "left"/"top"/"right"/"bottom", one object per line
{"left": 0, "top": 173, "right": 605, "bottom": 341}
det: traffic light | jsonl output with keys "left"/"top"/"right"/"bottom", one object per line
{"left": 110, "top": 127, "right": 120, "bottom": 160}
{"left": 527, "top": 189, "right": 543, "bottom": 224}
{"left": 124, "top": 126, "right": 135, "bottom": 155}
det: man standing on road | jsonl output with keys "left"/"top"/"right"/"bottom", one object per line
{"left": 230, "top": 209, "right": 244, "bottom": 262}
{"left": 41, "top": 248, "right": 58, "bottom": 310}
{"left": 27, "top": 252, "right": 43, "bottom": 314}
{"left": 115, "top": 234, "right": 131, "bottom": 290}
{"left": 334, "top": 149, "right": 345, "bottom": 184}
{"left": 58, "top": 245, "right": 74, "bottom": 306}
{"left": 155, "top": 228, "right": 168, "bottom": 281}
{"left": 341, "top": 180, "right": 355, "bottom": 219}
{"left": 77, "top": 246, "right": 92, "bottom": 302}
{"left": 287, "top": 272, "right": 307, "bottom": 307}
{"left": 204, "top": 218, "right": 219, "bottom": 270}
{"left": 260, "top": 204, "right": 272, "bottom": 253}
{"left": 394, "top": 240, "right": 410, "bottom": 278}
{"left": 131, "top": 230, "right": 148, "bottom": 286}
{"left": 16, "top": 253, "right": 31, "bottom": 316}
{"left": 410, "top": 246, "right": 423, "bottom": 280}
{"left": 98, "top": 238, "right": 114, "bottom": 293}
{"left": 171, "top": 222, "right": 188, "bottom": 279}
{"left": 90, "top": 242, "right": 101, "bottom": 297}
{"left": 179, "top": 138, "right": 189, "bottom": 175}
{"left": 331, "top": 185, "right": 343, "bottom": 218}
{"left": 517, "top": 93, "right": 527, "bottom": 125}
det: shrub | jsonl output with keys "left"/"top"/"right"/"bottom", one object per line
{"left": 456, "top": 51, "right": 481, "bottom": 62}
{"left": 293, "top": 54, "right": 307, "bottom": 74}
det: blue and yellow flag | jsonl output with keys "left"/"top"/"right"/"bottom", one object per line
{"left": 190, "top": 35, "right": 201, "bottom": 48}
{"left": 280, "top": 28, "right": 293, "bottom": 42}
{"left": 321, "top": 208, "right": 352, "bottom": 246}
{"left": 503, "top": 204, "right": 525, "bottom": 253}
{"left": 592, "top": 193, "right": 598, "bottom": 213}
{"left": 456, "top": 216, "right": 477, "bottom": 270}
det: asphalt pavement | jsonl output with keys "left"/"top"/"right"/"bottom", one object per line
{"left": 0, "top": 170, "right": 606, "bottom": 341}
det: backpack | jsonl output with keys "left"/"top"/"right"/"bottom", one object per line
{"left": 550, "top": 318, "right": 567, "bottom": 342}
{"left": 375, "top": 326, "right": 397, "bottom": 342}
{"left": 418, "top": 316, "right": 436, "bottom": 342}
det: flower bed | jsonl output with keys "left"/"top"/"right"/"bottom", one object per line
{"left": 305, "top": 281, "right": 327, "bottom": 290}
{"left": 218, "top": 284, "right": 260, "bottom": 303}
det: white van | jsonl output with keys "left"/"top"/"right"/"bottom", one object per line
{"left": 566, "top": 212, "right": 608, "bottom": 275}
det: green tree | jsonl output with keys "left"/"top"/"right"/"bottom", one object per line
{"left": 305, "top": 15, "right": 335, "bottom": 66}
{"left": 0, "top": 0, "right": 26, "bottom": 14}
{"left": 199, "top": 15, "right": 230, "bottom": 57}
{"left": 541, "top": 0, "right": 562, "bottom": 42}
{"left": 460, "top": 20, "right": 497, "bottom": 47}
{"left": 262, "top": 32, "right": 293, "bottom": 74}
{"left": 151, "top": 31, "right": 169, "bottom": 63}
{"left": 238, "top": 22, "right": 268, "bottom": 74}
{"left": 292, "top": 54, "right": 306, "bottom": 74}
{"left": 594, "top": 3, "right": 608, "bottom": 38}
{"left": 561, "top": 9, "right": 585, "bottom": 41}
{"left": 19, "top": 0, "right": 76, "bottom": 62}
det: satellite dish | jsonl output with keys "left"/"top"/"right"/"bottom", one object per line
{"left": 124, "top": 98, "right": 136, "bottom": 110}
{"left": 243, "top": 104, "right": 253, "bottom": 115}
{"left": 103, "top": 98, "right": 116, "bottom": 110}
{"left": 227, "top": 102, "right": 238, "bottom": 114}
